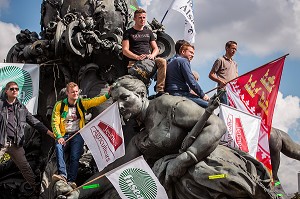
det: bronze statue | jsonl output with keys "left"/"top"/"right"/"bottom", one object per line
{"left": 1, "top": 0, "right": 300, "bottom": 198}
{"left": 72, "top": 75, "right": 277, "bottom": 199}
{"left": 2, "top": 0, "right": 175, "bottom": 198}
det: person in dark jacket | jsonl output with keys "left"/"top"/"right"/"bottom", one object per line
{"left": 0, "top": 81, "right": 53, "bottom": 193}
{"left": 165, "top": 43, "right": 209, "bottom": 108}
{"left": 167, "top": 39, "right": 189, "bottom": 64}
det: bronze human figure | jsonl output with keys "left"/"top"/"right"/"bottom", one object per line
{"left": 2, "top": 1, "right": 300, "bottom": 198}
{"left": 74, "top": 75, "right": 277, "bottom": 199}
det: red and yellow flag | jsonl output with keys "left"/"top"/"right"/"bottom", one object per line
{"left": 226, "top": 55, "right": 287, "bottom": 172}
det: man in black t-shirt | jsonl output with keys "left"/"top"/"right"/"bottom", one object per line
{"left": 122, "top": 8, "right": 167, "bottom": 96}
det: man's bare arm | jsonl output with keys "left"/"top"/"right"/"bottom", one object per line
{"left": 148, "top": 40, "right": 159, "bottom": 59}
{"left": 208, "top": 69, "right": 227, "bottom": 88}
{"left": 122, "top": 40, "right": 147, "bottom": 60}
{"left": 122, "top": 40, "right": 137, "bottom": 60}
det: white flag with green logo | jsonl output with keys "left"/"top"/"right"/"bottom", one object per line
{"left": 0, "top": 63, "right": 39, "bottom": 114}
{"left": 106, "top": 156, "right": 168, "bottom": 199}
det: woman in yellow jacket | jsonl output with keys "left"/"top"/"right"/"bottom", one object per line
{"left": 51, "top": 82, "right": 110, "bottom": 188}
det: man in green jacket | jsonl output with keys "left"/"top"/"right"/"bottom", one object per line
{"left": 51, "top": 82, "right": 110, "bottom": 188}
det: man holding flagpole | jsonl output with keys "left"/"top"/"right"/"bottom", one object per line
{"left": 51, "top": 82, "right": 110, "bottom": 188}
{"left": 209, "top": 41, "right": 238, "bottom": 105}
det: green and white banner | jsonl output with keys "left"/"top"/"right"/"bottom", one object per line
{"left": 0, "top": 63, "right": 40, "bottom": 114}
{"left": 106, "top": 156, "right": 168, "bottom": 199}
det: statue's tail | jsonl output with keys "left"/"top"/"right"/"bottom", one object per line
{"left": 270, "top": 128, "right": 298, "bottom": 198}
{"left": 277, "top": 128, "right": 300, "bottom": 160}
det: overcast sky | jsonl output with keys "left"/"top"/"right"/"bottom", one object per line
{"left": 0, "top": 0, "right": 300, "bottom": 194}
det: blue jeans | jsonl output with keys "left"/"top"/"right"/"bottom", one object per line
{"left": 55, "top": 133, "right": 84, "bottom": 182}
{"left": 169, "top": 91, "right": 208, "bottom": 108}
{"left": 218, "top": 89, "right": 229, "bottom": 105}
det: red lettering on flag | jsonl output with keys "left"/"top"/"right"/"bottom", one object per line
{"left": 235, "top": 118, "right": 249, "bottom": 153}
{"left": 98, "top": 121, "right": 123, "bottom": 150}
{"left": 226, "top": 114, "right": 234, "bottom": 146}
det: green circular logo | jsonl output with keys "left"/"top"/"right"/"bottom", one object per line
{"left": 119, "top": 168, "right": 158, "bottom": 199}
{"left": 0, "top": 65, "right": 33, "bottom": 105}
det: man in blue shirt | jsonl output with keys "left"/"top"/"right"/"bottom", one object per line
{"left": 165, "top": 44, "right": 209, "bottom": 108}
{"left": 167, "top": 39, "right": 189, "bottom": 64}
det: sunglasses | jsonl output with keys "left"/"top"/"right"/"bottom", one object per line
{"left": 9, "top": 87, "right": 19, "bottom": 91}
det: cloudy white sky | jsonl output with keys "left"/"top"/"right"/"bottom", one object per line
{"left": 0, "top": 0, "right": 300, "bottom": 194}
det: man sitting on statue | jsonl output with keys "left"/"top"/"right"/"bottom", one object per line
{"left": 165, "top": 43, "right": 210, "bottom": 108}
{"left": 122, "top": 8, "right": 167, "bottom": 97}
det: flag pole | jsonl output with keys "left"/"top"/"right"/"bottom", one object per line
{"left": 205, "top": 86, "right": 220, "bottom": 95}
{"left": 66, "top": 173, "right": 106, "bottom": 195}
{"left": 161, "top": 10, "right": 170, "bottom": 24}
{"left": 161, "top": 0, "right": 175, "bottom": 24}
{"left": 65, "top": 131, "right": 80, "bottom": 143}
{"left": 205, "top": 53, "right": 289, "bottom": 95}
{"left": 65, "top": 156, "right": 143, "bottom": 195}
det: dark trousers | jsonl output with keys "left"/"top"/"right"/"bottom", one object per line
{"left": 0, "top": 143, "right": 36, "bottom": 188}
{"left": 218, "top": 89, "right": 229, "bottom": 105}
{"left": 169, "top": 91, "right": 208, "bottom": 108}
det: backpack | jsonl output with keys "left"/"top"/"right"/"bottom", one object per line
{"left": 128, "top": 59, "right": 157, "bottom": 86}
{"left": 60, "top": 98, "right": 86, "bottom": 119}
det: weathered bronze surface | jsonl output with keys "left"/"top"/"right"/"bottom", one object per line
{"left": 1, "top": 1, "right": 299, "bottom": 199}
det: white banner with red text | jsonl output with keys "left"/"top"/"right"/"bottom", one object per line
{"left": 219, "top": 104, "right": 261, "bottom": 157}
{"left": 80, "top": 102, "right": 125, "bottom": 172}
